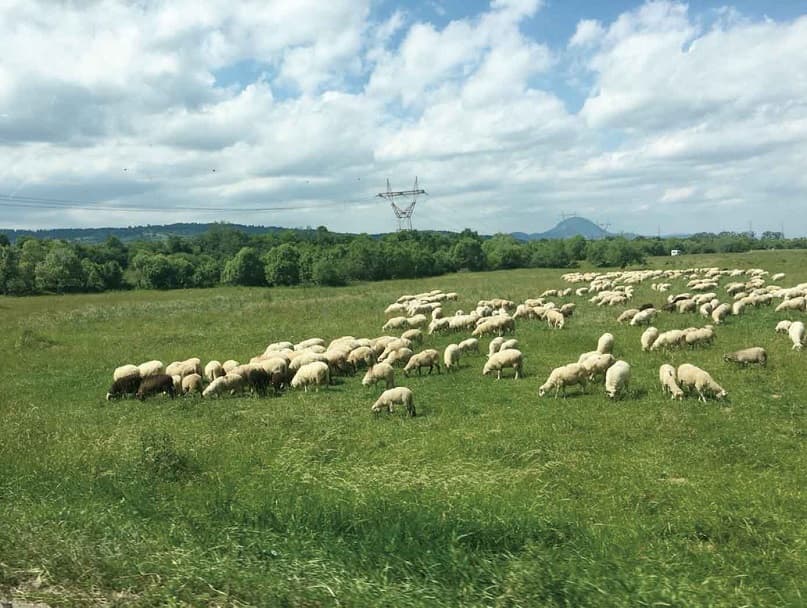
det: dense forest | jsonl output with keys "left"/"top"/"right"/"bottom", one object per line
{"left": 0, "top": 224, "right": 801, "bottom": 295}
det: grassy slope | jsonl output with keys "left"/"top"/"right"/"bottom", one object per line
{"left": 0, "top": 250, "right": 805, "bottom": 607}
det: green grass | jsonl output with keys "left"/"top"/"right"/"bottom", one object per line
{"left": 1, "top": 249, "right": 805, "bottom": 607}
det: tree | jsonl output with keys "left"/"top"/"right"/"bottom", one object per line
{"left": 451, "top": 237, "right": 485, "bottom": 271}
{"left": 0, "top": 244, "right": 22, "bottom": 295}
{"left": 34, "top": 244, "right": 86, "bottom": 293}
{"left": 221, "top": 247, "right": 265, "bottom": 286}
{"left": 311, "top": 251, "right": 347, "bottom": 286}
{"left": 132, "top": 253, "right": 180, "bottom": 289}
{"left": 263, "top": 244, "right": 301, "bottom": 286}
{"left": 483, "top": 234, "right": 524, "bottom": 270}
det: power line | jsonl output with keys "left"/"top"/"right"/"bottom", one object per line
{"left": 0, "top": 193, "right": 372, "bottom": 214}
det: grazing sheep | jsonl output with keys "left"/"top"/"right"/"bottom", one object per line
{"left": 581, "top": 353, "right": 616, "bottom": 381}
{"left": 171, "top": 374, "right": 182, "bottom": 394}
{"left": 499, "top": 338, "right": 519, "bottom": 352}
{"left": 406, "top": 314, "right": 429, "bottom": 329}
{"left": 488, "top": 337, "right": 505, "bottom": 357}
{"left": 617, "top": 309, "right": 640, "bottom": 323}
{"left": 711, "top": 303, "right": 731, "bottom": 324}
{"left": 458, "top": 338, "right": 479, "bottom": 354}
{"left": 202, "top": 374, "right": 246, "bottom": 398}
{"left": 482, "top": 349, "right": 523, "bottom": 380}
{"left": 222, "top": 360, "right": 239, "bottom": 374}
{"left": 204, "top": 360, "right": 225, "bottom": 382}
{"left": 136, "top": 374, "right": 175, "bottom": 400}
{"left": 788, "top": 321, "right": 805, "bottom": 350}
{"left": 677, "top": 363, "right": 727, "bottom": 402}
{"left": 629, "top": 308, "right": 656, "bottom": 326}
{"left": 181, "top": 373, "right": 203, "bottom": 395}
{"left": 545, "top": 309, "right": 565, "bottom": 329}
{"left": 106, "top": 375, "right": 141, "bottom": 400}
{"left": 384, "top": 347, "right": 414, "bottom": 367}
{"left": 443, "top": 344, "right": 461, "bottom": 372}
{"left": 597, "top": 333, "right": 615, "bottom": 354}
{"left": 371, "top": 387, "right": 416, "bottom": 416}
{"left": 538, "top": 363, "right": 586, "bottom": 397}
{"left": 775, "top": 297, "right": 806, "bottom": 313}
{"left": 113, "top": 364, "right": 140, "bottom": 382}
{"left": 641, "top": 327, "right": 659, "bottom": 352}
{"left": 659, "top": 364, "right": 683, "bottom": 400}
{"left": 723, "top": 347, "right": 767, "bottom": 366}
{"left": 403, "top": 349, "right": 441, "bottom": 376}
{"left": 244, "top": 368, "right": 271, "bottom": 396}
{"left": 362, "top": 363, "right": 395, "bottom": 390}
{"left": 290, "top": 361, "right": 330, "bottom": 392}
{"left": 650, "top": 329, "right": 686, "bottom": 351}
{"left": 289, "top": 352, "right": 329, "bottom": 372}
{"left": 166, "top": 358, "right": 202, "bottom": 378}
{"left": 560, "top": 303, "right": 576, "bottom": 317}
{"left": 347, "top": 346, "right": 377, "bottom": 372}
{"left": 382, "top": 316, "right": 409, "bottom": 331}
{"left": 137, "top": 360, "right": 164, "bottom": 378}
{"left": 401, "top": 329, "right": 423, "bottom": 344}
{"left": 684, "top": 326, "right": 715, "bottom": 348}
{"left": 604, "top": 360, "right": 631, "bottom": 399}
{"left": 295, "top": 338, "right": 326, "bottom": 351}
{"left": 775, "top": 320, "right": 792, "bottom": 334}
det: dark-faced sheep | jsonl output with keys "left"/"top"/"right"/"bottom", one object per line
{"left": 106, "top": 375, "right": 141, "bottom": 400}
{"left": 136, "top": 374, "right": 176, "bottom": 401}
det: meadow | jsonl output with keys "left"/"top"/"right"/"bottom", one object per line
{"left": 1, "top": 249, "right": 804, "bottom": 607}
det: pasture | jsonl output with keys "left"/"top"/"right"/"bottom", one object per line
{"left": 1, "top": 250, "right": 805, "bottom": 607}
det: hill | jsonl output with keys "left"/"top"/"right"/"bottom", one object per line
{"left": 0, "top": 222, "right": 284, "bottom": 244}
{"left": 511, "top": 216, "right": 612, "bottom": 240}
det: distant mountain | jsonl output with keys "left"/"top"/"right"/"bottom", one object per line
{"left": 512, "top": 217, "right": 612, "bottom": 241}
{"left": 0, "top": 222, "right": 284, "bottom": 244}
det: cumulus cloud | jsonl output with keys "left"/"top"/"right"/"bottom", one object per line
{"left": 0, "top": 0, "right": 806, "bottom": 236}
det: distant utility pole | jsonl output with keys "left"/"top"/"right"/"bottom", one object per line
{"left": 377, "top": 177, "right": 427, "bottom": 231}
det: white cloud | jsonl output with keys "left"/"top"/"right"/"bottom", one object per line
{"left": 569, "top": 19, "right": 605, "bottom": 47}
{"left": 1, "top": 0, "right": 807, "bottom": 236}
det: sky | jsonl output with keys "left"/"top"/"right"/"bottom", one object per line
{"left": 1, "top": 0, "right": 806, "bottom": 236}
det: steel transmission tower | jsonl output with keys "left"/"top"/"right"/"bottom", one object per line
{"left": 377, "top": 177, "right": 427, "bottom": 231}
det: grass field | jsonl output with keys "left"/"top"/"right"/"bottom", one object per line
{"left": 1, "top": 249, "right": 805, "bottom": 607}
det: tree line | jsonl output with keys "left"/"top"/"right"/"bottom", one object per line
{"left": 0, "top": 225, "right": 801, "bottom": 295}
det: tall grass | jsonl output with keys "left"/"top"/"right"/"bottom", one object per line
{"left": 0, "top": 250, "right": 804, "bottom": 606}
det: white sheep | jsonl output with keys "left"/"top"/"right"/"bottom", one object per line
{"left": 545, "top": 309, "right": 565, "bottom": 329}
{"left": 482, "top": 349, "right": 523, "bottom": 380}
{"left": 290, "top": 361, "right": 330, "bottom": 392}
{"left": 581, "top": 353, "right": 615, "bottom": 381}
{"left": 723, "top": 347, "right": 767, "bottom": 366}
{"left": 487, "top": 337, "right": 505, "bottom": 357}
{"left": 650, "top": 330, "right": 686, "bottom": 351}
{"left": 677, "top": 363, "right": 727, "bottom": 402}
{"left": 347, "top": 346, "right": 377, "bottom": 372}
{"left": 788, "top": 321, "right": 805, "bottom": 350}
{"left": 617, "top": 308, "right": 640, "bottom": 323}
{"left": 295, "top": 338, "right": 326, "bottom": 351}
{"left": 457, "top": 338, "right": 479, "bottom": 354}
{"left": 775, "top": 320, "right": 792, "bottom": 334}
{"left": 166, "top": 358, "right": 202, "bottom": 378}
{"left": 113, "top": 364, "right": 140, "bottom": 382}
{"left": 204, "top": 360, "right": 225, "bottom": 382}
{"left": 401, "top": 329, "right": 423, "bottom": 344}
{"left": 362, "top": 363, "right": 395, "bottom": 390}
{"left": 629, "top": 309, "right": 656, "bottom": 326}
{"left": 137, "top": 360, "right": 164, "bottom": 378}
{"left": 403, "top": 349, "right": 441, "bottom": 376}
{"left": 222, "top": 360, "right": 240, "bottom": 374}
{"left": 384, "top": 347, "right": 414, "bottom": 367}
{"left": 443, "top": 344, "right": 461, "bottom": 372}
{"left": 499, "top": 338, "right": 519, "bottom": 352}
{"left": 597, "top": 333, "right": 615, "bottom": 354}
{"left": 202, "top": 373, "right": 245, "bottom": 398}
{"left": 640, "top": 327, "right": 659, "bottom": 352}
{"left": 711, "top": 303, "right": 731, "bottom": 324}
{"left": 382, "top": 316, "right": 409, "bottom": 331}
{"left": 182, "top": 373, "right": 203, "bottom": 395}
{"left": 604, "top": 360, "right": 631, "bottom": 399}
{"left": 659, "top": 364, "right": 683, "bottom": 400}
{"left": 371, "top": 387, "right": 416, "bottom": 416}
{"left": 538, "top": 363, "right": 586, "bottom": 397}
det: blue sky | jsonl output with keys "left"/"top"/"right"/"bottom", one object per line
{"left": 1, "top": 0, "right": 807, "bottom": 235}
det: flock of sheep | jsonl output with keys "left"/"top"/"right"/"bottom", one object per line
{"left": 106, "top": 264, "right": 804, "bottom": 414}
